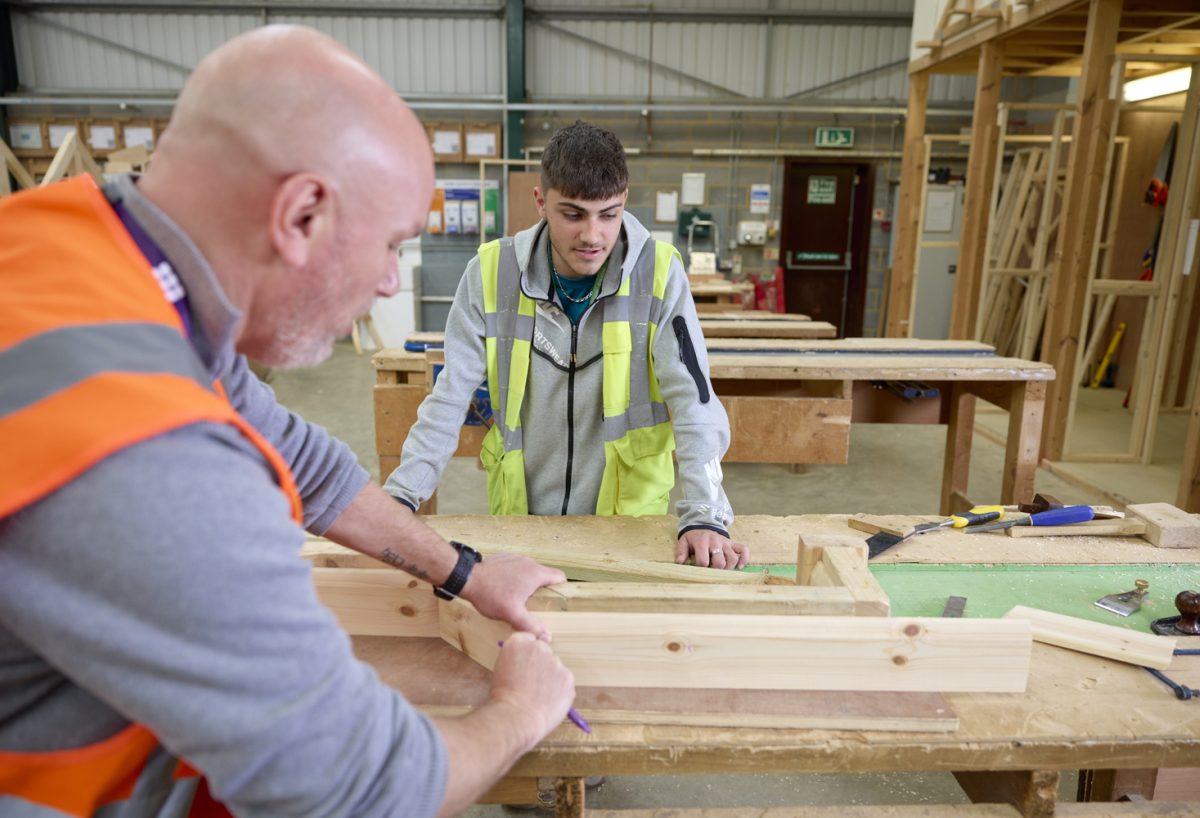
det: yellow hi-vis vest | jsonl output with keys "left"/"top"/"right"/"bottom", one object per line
{"left": 478, "top": 236, "right": 678, "bottom": 516}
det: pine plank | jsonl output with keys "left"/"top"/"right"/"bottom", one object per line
{"left": 1006, "top": 519, "right": 1146, "bottom": 538}
{"left": 354, "top": 636, "right": 959, "bottom": 732}
{"left": 303, "top": 514, "right": 1200, "bottom": 569}
{"left": 441, "top": 599, "right": 1031, "bottom": 693}
{"left": 1004, "top": 605, "right": 1176, "bottom": 669}
{"left": 586, "top": 809, "right": 1020, "bottom": 818}
{"left": 314, "top": 572, "right": 848, "bottom": 639}
{"left": 528, "top": 582, "right": 856, "bottom": 616}
{"left": 697, "top": 320, "right": 837, "bottom": 339}
{"left": 313, "top": 567, "right": 438, "bottom": 637}
{"left": 472, "top": 543, "right": 770, "bottom": 585}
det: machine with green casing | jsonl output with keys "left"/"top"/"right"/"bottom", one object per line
{"left": 678, "top": 207, "right": 712, "bottom": 240}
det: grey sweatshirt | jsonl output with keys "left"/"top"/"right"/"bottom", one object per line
{"left": 0, "top": 176, "right": 447, "bottom": 817}
{"left": 384, "top": 213, "right": 734, "bottom": 536}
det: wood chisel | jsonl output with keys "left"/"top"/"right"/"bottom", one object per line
{"left": 850, "top": 506, "right": 1005, "bottom": 558}
{"left": 965, "top": 505, "right": 1095, "bottom": 534}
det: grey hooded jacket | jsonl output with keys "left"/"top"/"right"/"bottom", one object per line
{"left": 384, "top": 211, "right": 734, "bottom": 536}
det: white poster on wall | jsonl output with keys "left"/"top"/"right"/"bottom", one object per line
{"left": 681, "top": 173, "right": 706, "bottom": 206}
{"left": 655, "top": 190, "right": 679, "bottom": 222}
{"left": 749, "top": 183, "right": 771, "bottom": 214}
{"left": 924, "top": 189, "right": 957, "bottom": 233}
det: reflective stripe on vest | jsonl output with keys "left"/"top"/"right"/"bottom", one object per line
{"left": 0, "top": 176, "right": 301, "bottom": 816}
{"left": 0, "top": 724, "right": 230, "bottom": 818}
{"left": 478, "top": 235, "right": 677, "bottom": 516}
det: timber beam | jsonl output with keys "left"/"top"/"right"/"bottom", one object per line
{"left": 1041, "top": 0, "right": 1123, "bottom": 461}
{"left": 439, "top": 596, "right": 1032, "bottom": 693}
{"left": 883, "top": 71, "right": 930, "bottom": 338}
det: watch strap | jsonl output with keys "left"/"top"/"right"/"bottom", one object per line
{"left": 433, "top": 541, "right": 482, "bottom": 600}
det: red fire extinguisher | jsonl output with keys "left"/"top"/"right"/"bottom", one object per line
{"left": 752, "top": 266, "right": 786, "bottom": 313}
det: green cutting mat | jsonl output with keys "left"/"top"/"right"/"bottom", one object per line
{"left": 755, "top": 563, "right": 1200, "bottom": 629}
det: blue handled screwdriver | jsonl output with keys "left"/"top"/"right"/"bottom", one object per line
{"left": 965, "top": 505, "right": 1095, "bottom": 534}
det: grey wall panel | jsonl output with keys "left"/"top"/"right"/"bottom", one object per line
{"left": 530, "top": 0, "right": 914, "bottom": 12}
{"left": 528, "top": 17, "right": 944, "bottom": 104}
{"left": 769, "top": 23, "right": 911, "bottom": 100}
{"left": 12, "top": 9, "right": 501, "bottom": 96}
{"left": 271, "top": 14, "right": 503, "bottom": 95}
{"left": 13, "top": 11, "right": 256, "bottom": 90}
{"left": 12, "top": 2, "right": 967, "bottom": 105}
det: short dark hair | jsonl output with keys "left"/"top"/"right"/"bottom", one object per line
{"left": 540, "top": 121, "right": 628, "bottom": 200}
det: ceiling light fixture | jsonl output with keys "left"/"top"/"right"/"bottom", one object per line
{"left": 1123, "top": 67, "right": 1193, "bottom": 103}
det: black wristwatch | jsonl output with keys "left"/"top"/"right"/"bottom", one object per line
{"left": 433, "top": 541, "right": 482, "bottom": 600}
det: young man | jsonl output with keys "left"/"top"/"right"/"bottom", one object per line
{"left": 386, "top": 121, "right": 748, "bottom": 569}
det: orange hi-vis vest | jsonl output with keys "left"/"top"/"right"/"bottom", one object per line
{"left": 0, "top": 175, "right": 304, "bottom": 817}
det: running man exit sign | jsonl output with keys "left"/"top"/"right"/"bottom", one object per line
{"left": 815, "top": 127, "right": 854, "bottom": 148}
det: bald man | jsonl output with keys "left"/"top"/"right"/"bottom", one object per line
{"left": 0, "top": 25, "right": 573, "bottom": 818}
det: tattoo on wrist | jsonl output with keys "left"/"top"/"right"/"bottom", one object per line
{"left": 380, "top": 547, "right": 432, "bottom": 581}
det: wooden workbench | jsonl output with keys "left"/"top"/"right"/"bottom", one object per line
{"left": 688, "top": 280, "right": 755, "bottom": 312}
{"left": 697, "top": 312, "right": 837, "bottom": 339}
{"left": 372, "top": 339, "right": 1054, "bottom": 515}
{"left": 303, "top": 515, "right": 1200, "bottom": 817}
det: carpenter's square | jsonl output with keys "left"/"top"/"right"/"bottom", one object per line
{"left": 850, "top": 506, "right": 1006, "bottom": 558}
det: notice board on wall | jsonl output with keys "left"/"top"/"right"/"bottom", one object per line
{"left": 507, "top": 171, "right": 542, "bottom": 235}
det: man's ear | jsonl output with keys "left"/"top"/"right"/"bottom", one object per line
{"left": 533, "top": 185, "right": 547, "bottom": 220}
{"left": 270, "top": 173, "right": 333, "bottom": 268}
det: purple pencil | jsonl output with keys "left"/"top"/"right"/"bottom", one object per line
{"left": 498, "top": 640, "right": 591, "bottom": 734}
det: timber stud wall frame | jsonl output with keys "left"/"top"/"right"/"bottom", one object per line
{"left": 309, "top": 535, "right": 1032, "bottom": 696}
{"left": 885, "top": 0, "right": 1200, "bottom": 503}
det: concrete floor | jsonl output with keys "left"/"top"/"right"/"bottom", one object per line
{"left": 268, "top": 340, "right": 1112, "bottom": 813}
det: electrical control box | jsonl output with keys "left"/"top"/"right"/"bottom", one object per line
{"left": 737, "top": 220, "right": 767, "bottom": 245}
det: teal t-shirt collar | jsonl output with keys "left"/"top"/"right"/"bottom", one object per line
{"left": 549, "top": 242, "right": 606, "bottom": 326}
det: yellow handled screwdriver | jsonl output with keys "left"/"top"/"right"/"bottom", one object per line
{"left": 910, "top": 505, "right": 1006, "bottom": 535}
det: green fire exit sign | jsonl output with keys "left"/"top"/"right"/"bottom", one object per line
{"left": 815, "top": 127, "right": 854, "bottom": 148}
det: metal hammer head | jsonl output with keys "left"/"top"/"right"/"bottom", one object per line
{"left": 1018, "top": 493, "right": 1063, "bottom": 515}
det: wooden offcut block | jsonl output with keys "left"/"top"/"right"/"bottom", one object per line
{"left": 796, "top": 536, "right": 886, "bottom": 616}
{"left": 1126, "top": 503, "right": 1200, "bottom": 548}
{"left": 817, "top": 547, "right": 890, "bottom": 616}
